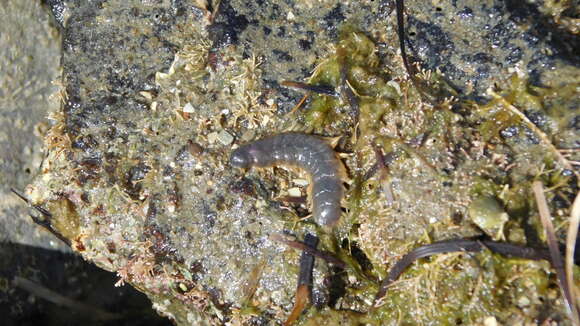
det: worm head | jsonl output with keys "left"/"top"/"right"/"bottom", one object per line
{"left": 230, "top": 147, "right": 253, "bottom": 168}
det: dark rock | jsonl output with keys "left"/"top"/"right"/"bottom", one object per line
{"left": 405, "top": 0, "right": 580, "bottom": 100}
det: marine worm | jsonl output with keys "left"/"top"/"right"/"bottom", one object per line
{"left": 230, "top": 133, "right": 345, "bottom": 227}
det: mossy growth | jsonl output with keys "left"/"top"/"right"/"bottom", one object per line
{"left": 281, "top": 28, "right": 578, "bottom": 325}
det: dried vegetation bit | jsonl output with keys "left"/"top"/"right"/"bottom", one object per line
{"left": 44, "top": 122, "right": 73, "bottom": 161}
{"left": 532, "top": 181, "right": 579, "bottom": 322}
{"left": 175, "top": 286, "right": 210, "bottom": 311}
{"left": 178, "top": 38, "right": 212, "bottom": 70}
{"left": 115, "top": 241, "right": 157, "bottom": 287}
{"left": 155, "top": 38, "right": 276, "bottom": 143}
{"left": 170, "top": 267, "right": 211, "bottom": 311}
{"left": 229, "top": 54, "right": 276, "bottom": 129}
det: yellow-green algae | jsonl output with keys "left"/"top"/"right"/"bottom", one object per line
{"left": 28, "top": 13, "right": 579, "bottom": 326}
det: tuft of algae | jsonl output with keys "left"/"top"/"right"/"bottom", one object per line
{"left": 29, "top": 6, "right": 579, "bottom": 326}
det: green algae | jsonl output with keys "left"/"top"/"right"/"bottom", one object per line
{"left": 285, "top": 30, "right": 578, "bottom": 325}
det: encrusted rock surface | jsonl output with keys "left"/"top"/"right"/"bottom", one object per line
{"left": 28, "top": 0, "right": 579, "bottom": 324}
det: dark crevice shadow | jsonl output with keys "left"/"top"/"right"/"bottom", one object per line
{"left": 0, "top": 242, "right": 170, "bottom": 326}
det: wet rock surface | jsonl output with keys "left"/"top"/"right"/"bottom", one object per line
{"left": 0, "top": 2, "right": 171, "bottom": 325}
{"left": 27, "top": 0, "right": 579, "bottom": 325}
{"left": 405, "top": 0, "right": 580, "bottom": 101}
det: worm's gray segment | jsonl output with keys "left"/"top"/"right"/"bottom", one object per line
{"left": 231, "top": 133, "right": 343, "bottom": 226}
{"left": 312, "top": 177, "right": 343, "bottom": 225}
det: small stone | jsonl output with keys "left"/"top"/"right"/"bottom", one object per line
{"left": 500, "top": 126, "right": 518, "bottom": 138}
{"left": 167, "top": 203, "right": 176, "bottom": 213}
{"left": 255, "top": 199, "right": 266, "bottom": 208}
{"left": 183, "top": 102, "right": 194, "bottom": 113}
{"left": 188, "top": 141, "right": 203, "bottom": 156}
{"left": 293, "top": 178, "right": 309, "bottom": 186}
{"left": 517, "top": 295, "right": 530, "bottom": 307}
{"left": 217, "top": 130, "right": 234, "bottom": 145}
{"left": 207, "top": 132, "right": 218, "bottom": 143}
{"left": 139, "top": 91, "right": 152, "bottom": 100}
{"left": 483, "top": 316, "right": 498, "bottom": 326}
{"left": 287, "top": 187, "right": 302, "bottom": 197}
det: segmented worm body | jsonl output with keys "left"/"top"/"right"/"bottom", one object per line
{"left": 230, "top": 133, "right": 344, "bottom": 226}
